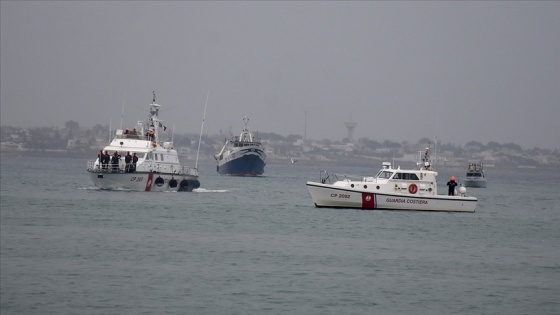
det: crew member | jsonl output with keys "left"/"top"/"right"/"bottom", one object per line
{"left": 447, "top": 176, "right": 458, "bottom": 196}
{"left": 102, "top": 150, "right": 110, "bottom": 171}
{"left": 132, "top": 153, "right": 138, "bottom": 172}
{"left": 111, "top": 151, "right": 120, "bottom": 172}
{"left": 125, "top": 151, "right": 132, "bottom": 173}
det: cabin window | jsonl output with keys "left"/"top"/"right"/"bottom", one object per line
{"left": 393, "top": 173, "right": 419, "bottom": 180}
{"left": 377, "top": 171, "right": 393, "bottom": 179}
{"left": 407, "top": 173, "right": 420, "bottom": 180}
{"left": 146, "top": 152, "right": 152, "bottom": 160}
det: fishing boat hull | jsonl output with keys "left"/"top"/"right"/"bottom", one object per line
{"left": 307, "top": 182, "right": 477, "bottom": 212}
{"left": 217, "top": 148, "right": 266, "bottom": 176}
{"left": 89, "top": 171, "right": 200, "bottom": 192}
{"left": 463, "top": 178, "right": 487, "bottom": 188}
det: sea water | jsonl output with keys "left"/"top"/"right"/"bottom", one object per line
{"left": 1, "top": 156, "right": 559, "bottom": 315}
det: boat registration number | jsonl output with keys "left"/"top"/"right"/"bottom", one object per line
{"left": 331, "top": 193, "right": 350, "bottom": 198}
{"left": 130, "top": 176, "right": 144, "bottom": 182}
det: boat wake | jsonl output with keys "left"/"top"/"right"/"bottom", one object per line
{"left": 78, "top": 186, "right": 133, "bottom": 191}
{"left": 193, "top": 188, "right": 228, "bottom": 193}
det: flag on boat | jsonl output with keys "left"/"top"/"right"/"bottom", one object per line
{"left": 159, "top": 122, "right": 167, "bottom": 131}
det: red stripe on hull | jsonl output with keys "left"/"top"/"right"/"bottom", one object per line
{"left": 145, "top": 172, "right": 154, "bottom": 191}
{"left": 362, "top": 193, "right": 376, "bottom": 209}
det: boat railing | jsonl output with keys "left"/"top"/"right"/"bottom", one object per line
{"left": 179, "top": 166, "right": 199, "bottom": 176}
{"left": 87, "top": 160, "right": 199, "bottom": 176}
{"left": 320, "top": 171, "right": 373, "bottom": 183}
{"left": 319, "top": 170, "right": 332, "bottom": 184}
{"left": 336, "top": 173, "right": 363, "bottom": 181}
{"left": 115, "top": 133, "right": 149, "bottom": 141}
{"left": 86, "top": 160, "right": 128, "bottom": 173}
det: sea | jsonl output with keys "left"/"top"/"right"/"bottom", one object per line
{"left": 1, "top": 155, "right": 559, "bottom": 315}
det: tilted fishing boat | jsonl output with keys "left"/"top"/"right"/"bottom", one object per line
{"left": 463, "top": 161, "right": 487, "bottom": 188}
{"left": 307, "top": 148, "right": 477, "bottom": 212}
{"left": 86, "top": 92, "right": 200, "bottom": 191}
{"left": 214, "top": 116, "right": 266, "bottom": 176}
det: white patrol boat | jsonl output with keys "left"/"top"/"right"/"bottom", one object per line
{"left": 86, "top": 92, "right": 200, "bottom": 192}
{"left": 214, "top": 116, "right": 266, "bottom": 176}
{"left": 306, "top": 148, "right": 477, "bottom": 212}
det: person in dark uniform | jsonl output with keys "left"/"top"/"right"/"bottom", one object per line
{"left": 132, "top": 153, "right": 138, "bottom": 173}
{"left": 111, "top": 151, "right": 120, "bottom": 172}
{"left": 124, "top": 151, "right": 132, "bottom": 173}
{"left": 102, "top": 150, "right": 110, "bottom": 171}
{"left": 447, "top": 176, "right": 458, "bottom": 196}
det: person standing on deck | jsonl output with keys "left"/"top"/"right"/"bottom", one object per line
{"left": 111, "top": 151, "right": 120, "bottom": 172}
{"left": 447, "top": 176, "right": 458, "bottom": 196}
{"left": 124, "top": 152, "right": 132, "bottom": 173}
{"left": 101, "top": 151, "right": 110, "bottom": 171}
{"left": 132, "top": 153, "right": 139, "bottom": 173}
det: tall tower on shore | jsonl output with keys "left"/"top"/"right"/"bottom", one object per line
{"left": 344, "top": 121, "right": 357, "bottom": 142}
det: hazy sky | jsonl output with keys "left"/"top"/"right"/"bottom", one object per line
{"left": 1, "top": 1, "right": 559, "bottom": 150}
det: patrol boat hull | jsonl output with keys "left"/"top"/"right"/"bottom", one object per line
{"left": 307, "top": 182, "right": 477, "bottom": 212}
{"left": 306, "top": 147, "right": 478, "bottom": 213}
{"left": 463, "top": 178, "right": 487, "bottom": 188}
{"left": 88, "top": 169, "right": 199, "bottom": 192}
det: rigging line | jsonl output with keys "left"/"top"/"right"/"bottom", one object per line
{"left": 195, "top": 90, "right": 209, "bottom": 169}
{"left": 434, "top": 105, "right": 440, "bottom": 171}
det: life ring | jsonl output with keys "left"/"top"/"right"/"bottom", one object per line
{"left": 152, "top": 140, "right": 157, "bottom": 148}
{"left": 408, "top": 183, "right": 418, "bottom": 194}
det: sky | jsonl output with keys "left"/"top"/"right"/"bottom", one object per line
{"left": 1, "top": 1, "right": 559, "bottom": 150}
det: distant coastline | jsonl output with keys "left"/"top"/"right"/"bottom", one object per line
{"left": 2, "top": 124, "right": 559, "bottom": 170}
{"left": 2, "top": 147, "right": 558, "bottom": 171}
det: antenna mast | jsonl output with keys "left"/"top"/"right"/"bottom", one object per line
{"left": 195, "top": 90, "right": 209, "bottom": 169}
{"left": 119, "top": 92, "right": 126, "bottom": 130}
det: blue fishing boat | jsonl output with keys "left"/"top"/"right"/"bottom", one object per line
{"left": 214, "top": 116, "right": 266, "bottom": 176}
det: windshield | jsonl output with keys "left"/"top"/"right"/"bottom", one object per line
{"left": 376, "top": 171, "right": 393, "bottom": 179}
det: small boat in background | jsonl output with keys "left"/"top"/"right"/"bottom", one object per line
{"left": 463, "top": 161, "right": 487, "bottom": 188}
{"left": 306, "top": 147, "right": 478, "bottom": 212}
{"left": 214, "top": 116, "right": 266, "bottom": 176}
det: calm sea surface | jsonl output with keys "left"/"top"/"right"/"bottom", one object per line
{"left": 1, "top": 156, "right": 559, "bottom": 315}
